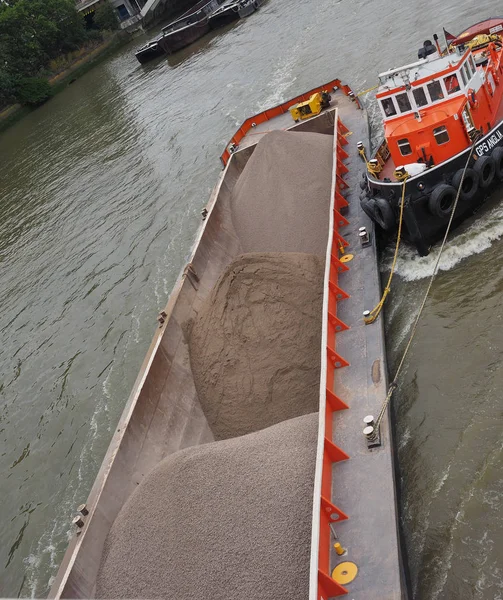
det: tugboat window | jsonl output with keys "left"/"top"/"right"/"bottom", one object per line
{"left": 427, "top": 80, "right": 444, "bottom": 102}
{"left": 396, "top": 93, "right": 412, "bottom": 113}
{"left": 463, "top": 63, "right": 471, "bottom": 82}
{"left": 433, "top": 126, "right": 449, "bottom": 145}
{"left": 459, "top": 67, "right": 467, "bottom": 86}
{"left": 381, "top": 98, "right": 397, "bottom": 117}
{"left": 413, "top": 87, "right": 428, "bottom": 107}
{"left": 444, "top": 74, "right": 460, "bottom": 94}
{"left": 398, "top": 139, "right": 412, "bottom": 156}
{"left": 469, "top": 55, "right": 476, "bottom": 73}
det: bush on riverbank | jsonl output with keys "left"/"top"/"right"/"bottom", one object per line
{"left": 15, "top": 78, "right": 54, "bottom": 106}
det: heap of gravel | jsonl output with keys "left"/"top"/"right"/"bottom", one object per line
{"left": 189, "top": 252, "right": 323, "bottom": 440}
{"left": 96, "top": 412, "right": 318, "bottom": 600}
{"left": 231, "top": 129, "right": 333, "bottom": 255}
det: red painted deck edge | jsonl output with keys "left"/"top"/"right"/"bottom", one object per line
{"left": 220, "top": 80, "right": 358, "bottom": 166}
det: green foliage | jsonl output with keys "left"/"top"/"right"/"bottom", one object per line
{"left": 15, "top": 77, "right": 53, "bottom": 105}
{"left": 0, "top": 0, "right": 87, "bottom": 77}
{"left": 0, "top": 0, "right": 92, "bottom": 105}
{"left": 0, "top": 70, "right": 19, "bottom": 107}
{"left": 94, "top": 2, "right": 119, "bottom": 31}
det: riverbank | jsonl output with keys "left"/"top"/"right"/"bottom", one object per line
{"left": 0, "top": 33, "right": 131, "bottom": 134}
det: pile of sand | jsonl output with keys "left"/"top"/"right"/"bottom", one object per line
{"left": 96, "top": 412, "right": 318, "bottom": 600}
{"left": 231, "top": 129, "right": 333, "bottom": 255}
{"left": 189, "top": 252, "right": 323, "bottom": 440}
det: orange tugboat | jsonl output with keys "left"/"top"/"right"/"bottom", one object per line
{"left": 360, "top": 18, "right": 503, "bottom": 255}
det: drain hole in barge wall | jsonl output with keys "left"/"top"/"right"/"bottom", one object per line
{"left": 189, "top": 252, "right": 324, "bottom": 440}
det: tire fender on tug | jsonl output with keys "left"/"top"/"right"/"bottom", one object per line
{"left": 428, "top": 183, "right": 457, "bottom": 218}
{"left": 492, "top": 146, "right": 503, "bottom": 180}
{"left": 452, "top": 167, "right": 479, "bottom": 201}
{"left": 474, "top": 154, "right": 496, "bottom": 189}
{"left": 361, "top": 196, "right": 395, "bottom": 232}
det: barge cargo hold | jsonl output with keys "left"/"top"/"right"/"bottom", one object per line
{"left": 49, "top": 81, "right": 407, "bottom": 599}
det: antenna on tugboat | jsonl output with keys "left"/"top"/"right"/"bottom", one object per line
{"left": 433, "top": 33, "right": 442, "bottom": 56}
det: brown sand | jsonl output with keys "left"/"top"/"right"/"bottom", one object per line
{"left": 96, "top": 412, "right": 318, "bottom": 600}
{"left": 189, "top": 252, "right": 323, "bottom": 440}
{"left": 231, "top": 129, "right": 333, "bottom": 255}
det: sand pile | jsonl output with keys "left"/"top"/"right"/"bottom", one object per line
{"left": 96, "top": 412, "right": 318, "bottom": 600}
{"left": 189, "top": 252, "right": 323, "bottom": 440}
{"left": 231, "top": 129, "right": 333, "bottom": 255}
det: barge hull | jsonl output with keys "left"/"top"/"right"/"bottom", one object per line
{"left": 49, "top": 82, "right": 407, "bottom": 600}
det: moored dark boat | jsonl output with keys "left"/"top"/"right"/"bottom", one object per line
{"left": 238, "top": 0, "right": 263, "bottom": 18}
{"left": 360, "top": 20, "right": 503, "bottom": 255}
{"left": 209, "top": 0, "right": 263, "bottom": 29}
{"left": 135, "top": 38, "right": 165, "bottom": 64}
{"left": 208, "top": 1, "right": 241, "bottom": 29}
{"left": 158, "top": 0, "right": 226, "bottom": 55}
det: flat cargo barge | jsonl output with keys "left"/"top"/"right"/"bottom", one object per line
{"left": 49, "top": 81, "right": 407, "bottom": 599}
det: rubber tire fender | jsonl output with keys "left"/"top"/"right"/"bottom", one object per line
{"left": 451, "top": 167, "right": 479, "bottom": 201}
{"left": 360, "top": 196, "right": 395, "bottom": 232}
{"left": 492, "top": 146, "right": 503, "bottom": 180}
{"left": 474, "top": 154, "right": 496, "bottom": 189}
{"left": 428, "top": 183, "right": 457, "bottom": 218}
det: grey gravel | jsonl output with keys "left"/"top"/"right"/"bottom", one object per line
{"left": 96, "top": 412, "right": 318, "bottom": 600}
{"left": 231, "top": 129, "right": 333, "bottom": 255}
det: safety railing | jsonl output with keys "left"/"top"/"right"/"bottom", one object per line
{"left": 220, "top": 79, "right": 358, "bottom": 166}
{"left": 309, "top": 109, "right": 352, "bottom": 599}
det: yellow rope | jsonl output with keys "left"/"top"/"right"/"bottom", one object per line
{"left": 372, "top": 136, "right": 480, "bottom": 430}
{"left": 356, "top": 84, "right": 379, "bottom": 97}
{"left": 358, "top": 146, "right": 383, "bottom": 175}
{"left": 363, "top": 176, "right": 409, "bottom": 325}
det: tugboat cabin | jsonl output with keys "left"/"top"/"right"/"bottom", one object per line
{"left": 376, "top": 38, "right": 503, "bottom": 178}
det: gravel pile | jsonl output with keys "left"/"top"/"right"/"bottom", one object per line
{"left": 189, "top": 252, "right": 323, "bottom": 440}
{"left": 96, "top": 412, "right": 318, "bottom": 600}
{"left": 231, "top": 129, "right": 333, "bottom": 255}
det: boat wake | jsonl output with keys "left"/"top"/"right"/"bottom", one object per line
{"left": 381, "top": 197, "right": 503, "bottom": 281}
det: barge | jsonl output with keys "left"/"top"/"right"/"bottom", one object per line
{"left": 360, "top": 18, "right": 503, "bottom": 255}
{"left": 49, "top": 81, "right": 406, "bottom": 599}
{"left": 208, "top": 0, "right": 262, "bottom": 29}
{"left": 158, "top": 0, "right": 226, "bottom": 55}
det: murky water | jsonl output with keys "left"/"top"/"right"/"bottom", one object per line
{"left": 0, "top": 0, "right": 501, "bottom": 597}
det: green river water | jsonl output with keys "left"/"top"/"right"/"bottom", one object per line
{"left": 0, "top": 0, "right": 502, "bottom": 597}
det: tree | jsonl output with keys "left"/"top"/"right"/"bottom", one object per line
{"left": 94, "top": 2, "right": 119, "bottom": 30}
{"left": 0, "top": 70, "right": 18, "bottom": 106}
{"left": 0, "top": 0, "right": 89, "bottom": 105}
{"left": 0, "top": 0, "right": 87, "bottom": 76}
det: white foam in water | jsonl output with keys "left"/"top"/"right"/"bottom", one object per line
{"left": 382, "top": 202, "right": 503, "bottom": 282}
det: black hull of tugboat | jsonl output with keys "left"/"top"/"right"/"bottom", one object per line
{"left": 361, "top": 121, "right": 503, "bottom": 255}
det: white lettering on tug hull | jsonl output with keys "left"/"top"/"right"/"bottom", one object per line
{"left": 475, "top": 129, "right": 503, "bottom": 156}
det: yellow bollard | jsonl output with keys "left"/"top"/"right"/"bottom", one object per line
{"left": 334, "top": 542, "right": 345, "bottom": 555}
